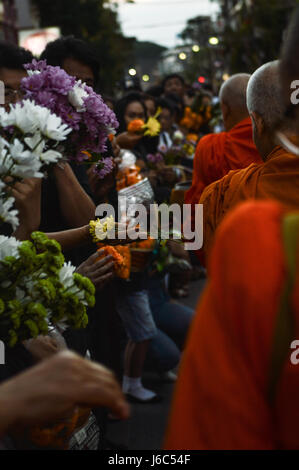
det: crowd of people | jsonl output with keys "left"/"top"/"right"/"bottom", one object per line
{"left": 2, "top": 4, "right": 299, "bottom": 451}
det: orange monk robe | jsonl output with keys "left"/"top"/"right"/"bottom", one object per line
{"left": 165, "top": 200, "right": 299, "bottom": 450}
{"left": 200, "top": 145, "right": 299, "bottom": 261}
{"left": 185, "top": 116, "right": 261, "bottom": 207}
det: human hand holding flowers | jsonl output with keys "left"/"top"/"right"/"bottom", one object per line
{"left": 76, "top": 251, "right": 115, "bottom": 290}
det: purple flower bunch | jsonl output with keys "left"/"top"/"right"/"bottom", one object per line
{"left": 94, "top": 156, "right": 114, "bottom": 179}
{"left": 21, "top": 60, "right": 119, "bottom": 163}
{"left": 146, "top": 153, "right": 164, "bottom": 166}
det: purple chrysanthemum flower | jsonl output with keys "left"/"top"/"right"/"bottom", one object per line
{"left": 94, "top": 157, "right": 114, "bottom": 179}
{"left": 147, "top": 153, "right": 164, "bottom": 165}
{"left": 21, "top": 60, "right": 119, "bottom": 164}
{"left": 24, "top": 59, "right": 48, "bottom": 72}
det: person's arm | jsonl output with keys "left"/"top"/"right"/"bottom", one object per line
{"left": 12, "top": 178, "right": 42, "bottom": 241}
{"left": 46, "top": 223, "right": 147, "bottom": 252}
{"left": 46, "top": 225, "right": 91, "bottom": 251}
{"left": 53, "top": 163, "right": 96, "bottom": 228}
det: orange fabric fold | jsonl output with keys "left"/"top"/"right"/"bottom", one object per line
{"left": 185, "top": 117, "right": 261, "bottom": 207}
{"left": 200, "top": 146, "right": 299, "bottom": 261}
{"left": 165, "top": 200, "right": 299, "bottom": 449}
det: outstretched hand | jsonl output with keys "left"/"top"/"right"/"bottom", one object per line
{"left": 0, "top": 351, "right": 129, "bottom": 435}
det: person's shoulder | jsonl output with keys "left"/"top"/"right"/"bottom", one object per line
{"left": 196, "top": 132, "right": 226, "bottom": 151}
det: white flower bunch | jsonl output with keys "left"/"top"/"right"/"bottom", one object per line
{"left": 0, "top": 99, "right": 72, "bottom": 230}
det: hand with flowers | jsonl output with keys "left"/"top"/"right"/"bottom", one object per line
{"left": 75, "top": 251, "right": 114, "bottom": 290}
{"left": 89, "top": 217, "right": 147, "bottom": 246}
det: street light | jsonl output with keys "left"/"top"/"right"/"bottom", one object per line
{"left": 142, "top": 74, "right": 150, "bottom": 82}
{"left": 209, "top": 37, "right": 219, "bottom": 46}
{"left": 179, "top": 52, "right": 187, "bottom": 60}
{"left": 128, "top": 68, "right": 137, "bottom": 76}
{"left": 192, "top": 45, "right": 200, "bottom": 53}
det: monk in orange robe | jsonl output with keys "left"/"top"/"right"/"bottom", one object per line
{"left": 185, "top": 73, "right": 261, "bottom": 208}
{"left": 165, "top": 200, "right": 299, "bottom": 449}
{"left": 200, "top": 60, "right": 299, "bottom": 261}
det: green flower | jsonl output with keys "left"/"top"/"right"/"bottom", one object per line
{"left": 73, "top": 273, "right": 96, "bottom": 295}
{"left": 34, "top": 279, "right": 57, "bottom": 303}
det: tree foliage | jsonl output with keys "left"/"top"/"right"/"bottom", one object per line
{"left": 214, "top": 0, "right": 299, "bottom": 73}
{"left": 32, "top": 0, "right": 135, "bottom": 93}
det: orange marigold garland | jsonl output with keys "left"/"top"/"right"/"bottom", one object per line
{"left": 97, "top": 245, "right": 131, "bottom": 280}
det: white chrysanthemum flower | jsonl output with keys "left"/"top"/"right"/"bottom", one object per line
{"left": 9, "top": 139, "right": 43, "bottom": 178}
{"left": 0, "top": 107, "right": 15, "bottom": 128}
{"left": 59, "top": 261, "right": 76, "bottom": 288}
{"left": 0, "top": 198, "right": 19, "bottom": 230}
{"left": 0, "top": 234, "right": 21, "bottom": 260}
{"left": 9, "top": 101, "right": 39, "bottom": 134}
{"left": 39, "top": 111, "right": 71, "bottom": 141}
{"left": 40, "top": 149, "right": 63, "bottom": 164}
{"left": 24, "top": 132, "right": 46, "bottom": 156}
{"left": 68, "top": 81, "right": 88, "bottom": 112}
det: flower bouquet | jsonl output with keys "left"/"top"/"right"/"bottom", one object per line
{"left": 21, "top": 60, "right": 119, "bottom": 178}
{"left": 0, "top": 100, "right": 71, "bottom": 230}
{"left": 127, "top": 108, "right": 161, "bottom": 137}
{"left": 0, "top": 231, "right": 95, "bottom": 347}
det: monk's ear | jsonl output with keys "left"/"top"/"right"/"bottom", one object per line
{"left": 250, "top": 111, "right": 264, "bottom": 135}
{"left": 221, "top": 101, "right": 230, "bottom": 121}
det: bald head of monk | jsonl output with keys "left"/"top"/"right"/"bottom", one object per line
{"left": 247, "top": 60, "right": 293, "bottom": 161}
{"left": 219, "top": 73, "right": 251, "bottom": 132}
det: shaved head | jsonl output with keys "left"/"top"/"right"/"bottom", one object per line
{"left": 247, "top": 60, "right": 287, "bottom": 131}
{"left": 219, "top": 73, "right": 251, "bottom": 112}
{"left": 219, "top": 73, "right": 251, "bottom": 131}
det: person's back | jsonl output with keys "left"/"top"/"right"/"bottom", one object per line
{"left": 165, "top": 200, "right": 299, "bottom": 449}
{"left": 199, "top": 61, "right": 299, "bottom": 262}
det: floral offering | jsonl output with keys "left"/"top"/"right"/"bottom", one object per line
{"left": 89, "top": 216, "right": 116, "bottom": 242}
{"left": 0, "top": 100, "right": 71, "bottom": 230}
{"left": 21, "top": 60, "right": 119, "bottom": 166}
{"left": 0, "top": 232, "right": 95, "bottom": 347}
{"left": 127, "top": 109, "right": 161, "bottom": 137}
{"left": 96, "top": 245, "right": 131, "bottom": 280}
